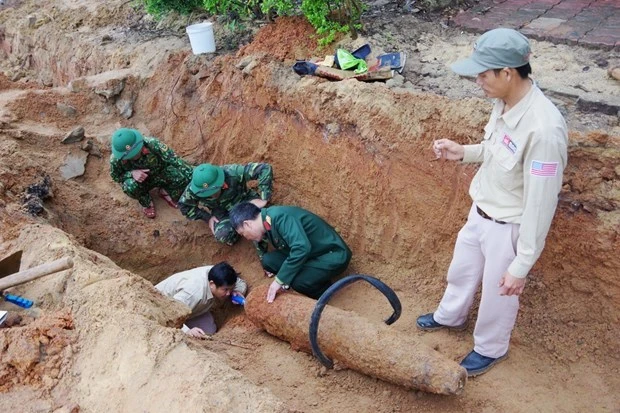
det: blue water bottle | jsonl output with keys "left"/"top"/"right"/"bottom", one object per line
{"left": 231, "top": 295, "right": 245, "bottom": 306}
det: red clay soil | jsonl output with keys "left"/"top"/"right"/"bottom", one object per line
{"left": 240, "top": 16, "right": 320, "bottom": 61}
{"left": 7, "top": 90, "right": 98, "bottom": 130}
{"left": 0, "top": 310, "right": 74, "bottom": 392}
{"left": 0, "top": 73, "right": 38, "bottom": 91}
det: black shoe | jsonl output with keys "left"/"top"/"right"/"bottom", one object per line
{"left": 416, "top": 313, "right": 467, "bottom": 331}
{"left": 460, "top": 350, "right": 508, "bottom": 377}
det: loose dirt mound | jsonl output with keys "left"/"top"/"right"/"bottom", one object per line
{"left": 0, "top": 225, "right": 283, "bottom": 412}
{"left": 0, "top": 0, "right": 618, "bottom": 412}
{"left": 240, "top": 16, "right": 319, "bottom": 61}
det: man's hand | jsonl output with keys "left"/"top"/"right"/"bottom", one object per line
{"left": 267, "top": 280, "right": 285, "bottom": 303}
{"left": 186, "top": 327, "right": 207, "bottom": 338}
{"left": 208, "top": 216, "right": 220, "bottom": 234}
{"left": 131, "top": 169, "right": 150, "bottom": 183}
{"left": 231, "top": 291, "right": 245, "bottom": 305}
{"left": 432, "top": 139, "right": 464, "bottom": 161}
{"left": 498, "top": 272, "right": 526, "bottom": 296}
{"left": 264, "top": 270, "right": 275, "bottom": 278}
{"left": 249, "top": 198, "right": 268, "bottom": 208}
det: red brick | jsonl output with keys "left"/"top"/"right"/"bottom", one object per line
{"left": 591, "top": 0, "right": 620, "bottom": 7}
{"left": 507, "top": 0, "right": 534, "bottom": 5}
{"left": 578, "top": 34, "right": 617, "bottom": 49}
{"left": 517, "top": 9, "right": 547, "bottom": 18}
{"left": 556, "top": 0, "right": 592, "bottom": 5}
{"left": 585, "top": 27, "right": 620, "bottom": 37}
{"left": 523, "top": 16, "right": 567, "bottom": 32}
{"left": 604, "top": 21, "right": 620, "bottom": 29}
{"left": 544, "top": 8, "right": 580, "bottom": 19}
{"left": 532, "top": 0, "right": 563, "bottom": 4}
{"left": 452, "top": 0, "right": 617, "bottom": 50}
{"left": 547, "top": 23, "right": 590, "bottom": 40}
{"left": 522, "top": 3, "right": 553, "bottom": 11}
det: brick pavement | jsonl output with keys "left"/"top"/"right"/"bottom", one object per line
{"left": 452, "top": 0, "right": 619, "bottom": 50}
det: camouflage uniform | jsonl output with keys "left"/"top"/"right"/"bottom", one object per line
{"left": 178, "top": 163, "right": 273, "bottom": 245}
{"left": 110, "top": 137, "right": 193, "bottom": 207}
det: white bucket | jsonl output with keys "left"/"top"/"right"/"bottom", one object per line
{"left": 186, "top": 22, "right": 216, "bottom": 54}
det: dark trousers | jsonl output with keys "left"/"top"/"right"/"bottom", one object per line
{"left": 261, "top": 249, "right": 351, "bottom": 299}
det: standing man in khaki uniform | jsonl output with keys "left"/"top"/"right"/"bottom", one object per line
{"left": 416, "top": 28, "right": 568, "bottom": 376}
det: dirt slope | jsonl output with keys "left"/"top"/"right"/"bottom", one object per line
{"left": 0, "top": 0, "right": 618, "bottom": 412}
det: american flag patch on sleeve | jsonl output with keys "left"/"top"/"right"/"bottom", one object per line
{"left": 530, "top": 160, "right": 558, "bottom": 177}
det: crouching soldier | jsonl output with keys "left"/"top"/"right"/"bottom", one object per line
{"left": 178, "top": 162, "right": 273, "bottom": 245}
{"left": 109, "top": 128, "right": 193, "bottom": 219}
{"left": 155, "top": 262, "right": 247, "bottom": 338}
{"left": 229, "top": 202, "right": 352, "bottom": 303}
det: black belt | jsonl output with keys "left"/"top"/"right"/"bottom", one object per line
{"left": 476, "top": 206, "right": 507, "bottom": 225}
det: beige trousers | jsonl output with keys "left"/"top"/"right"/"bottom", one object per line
{"left": 434, "top": 204, "right": 520, "bottom": 358}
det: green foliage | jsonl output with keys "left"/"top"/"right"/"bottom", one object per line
{"left": 260, "top": 0, "right": 295, "bottom": 16}
{"left": 142, "top": 0, "right": 203, "bottom": 16}
{"left": 143, "top": 0, "right": 365, "bottom": 45}
{"left": 303, "top": 0, "right": 364, "bottom": 45}
{"left": 225, "top": 19, "right": 246, "bottom": 33}
{"left": 203, "top": 0, "right": 253, "bottom": 19}
{"left": 201, "top": 0, "right": 293, "bottom": 20}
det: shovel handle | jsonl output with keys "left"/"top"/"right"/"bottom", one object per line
{"left": 0, "top": 256, "right": 73, "bottom": 290}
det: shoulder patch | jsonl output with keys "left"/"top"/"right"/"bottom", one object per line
{"left": 530, "top": 160, "right": 558, "bottom": 177}
{"left": 263, "top": 215, "right": 272, "bottom": 231}
{"left": 502, "top": 134, "right": 517, "bottom": 154}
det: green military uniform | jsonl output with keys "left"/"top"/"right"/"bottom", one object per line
{"left": 178, "top": 163, "right": 273, "bottom": 245}
{"left": 110, "top": 137, "right": 193, "bottom": 207}
{"left": 258, "top": 206, "right": 352, "bottom": 299}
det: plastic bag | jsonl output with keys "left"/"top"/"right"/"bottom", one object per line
{"left": 335, "top": 49, "right": 368, "bottom": 74}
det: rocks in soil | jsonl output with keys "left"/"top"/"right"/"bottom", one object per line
{"left": 0, "top": 311, "right": 74, "bottom": 392}
{"left": 386, "top": 73, "right": 405, "bottom": 88}
{"left": 94, "top": 78, "right": 125, "bottom": 99}
{"left": 26, "top": 14, "right": 36, "bottom": 28}
{"left": 70, "top": 71, "right": 131, "bottom": 98}
{"left": 80, "top": 139, "right": 102, "bottom": 158}
{"left": 59, "top": 151, "right": 89, "bottom": 180}
{"left": 242, "top": 60, "right": 259, "bottom": 76}
{"left": 56, "top": 103, "right": 77, "bottom": 117}
{"left": 115, "top": 98, "right": 134, "bottom": 119}
{"left": 21, "top": 175, "right": 52, "bottom": 216}
{"left": 608, "top": 67, "right": 620, "bottom": 81}
{"left": 61, "top": 126, "right": 85, "bottom": 144}
{"left": 0, "top": 312, "right": 22, "bottom": 328}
